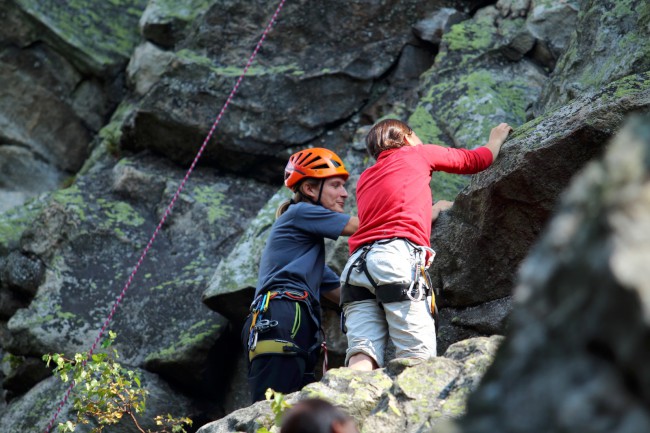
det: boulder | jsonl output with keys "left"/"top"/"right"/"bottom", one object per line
{"left": 412, "top": 4, "right": 546, "bottom": 147}
{"left": 120, "top": 0, "right": 453, "bottom": 180}
{"left": 4, "top": 151, "right": 275, "bottom": 399}
{"left": 408, "top": 3, "right": 548, "bottom": 202}
{"left": 537, "top": 0, "right": 650, "bottom": 114}
{"left": 459, "top": 115, "right": 650, "bottom": 433}
{"left": 8, "top": 0, "right": 147, "bottom": 75}
{"left": 413, "top": 8, "right": 468, "bottom": 46}
{"left": 525, "top": 0, "right": 580, "bottom": 70}
{"left": 0, "top": 0, "right": 147, "bottom": 212}
{"left": 139, "top": 0, "right": 214, "bottom": 49}
{"left": 196, "top": 336, "right": 502, "bottom": 433}
{"left": 126, "top": 42, "right": 176, "bottom": 96}
{"left": 431, "top": 72, "right": 650, "bottom": 309}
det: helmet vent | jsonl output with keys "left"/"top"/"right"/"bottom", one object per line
{"left": 297, "top": 152, "right": 312, "bottom": 165}
{"left": 304, "top": 155, "right": 322, "bottom": 166}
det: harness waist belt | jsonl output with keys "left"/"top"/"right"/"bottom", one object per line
{"left": 340, "top": 283, "right": 376, "bottom": 305}
{"left": 249, "top": 339, "right": 301, "bottom": 362}
{"left": 341, "top": 282, "right": 428, "bottom": 305}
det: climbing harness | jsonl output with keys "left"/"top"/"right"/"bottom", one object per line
{"left": 247, "top": 289, "right": 308, "bottom": 346}
{"left": 44, "top": 1, "right": 288, "bottom": 432}
{"left": 247, "top": 288, "right": 321, "bottom": 357}
{"left": 246, "top": 287, "right": 331, "bottom": 374}
{"left": 341, "top": 238, "right": 439, "bottom": 326}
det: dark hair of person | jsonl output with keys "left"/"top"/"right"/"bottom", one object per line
{"left": 365, "top": 118, "right": 413, "bottom": 160}
{"left": 275, "top": 178, "right": 323, "bottom": 218}
{"left": 280, "top": 398, "right": 354, "bottom": 433}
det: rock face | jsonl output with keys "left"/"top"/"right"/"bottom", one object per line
{"left": 0, "top": 0, "right": 145, "bottom": 210}
{"left": 5, "top": 151, "right": 276, "bottom": 411}
{"left": 1, "top": 0, "right": 650, "bottom": 432}
{"left": 197, "top": 336, "right": 503, "bottom": 433}
{"left": 121, "top": 0, "right": 455, "bottom": 180}
{"left": 537, "top": 0, "right": 650, "bottom": 114}
{"left": 458, "top": 115, "right": 650, "bottom": 433}
{"left": 431, "top": 72, "right": 650, "bottom": 307}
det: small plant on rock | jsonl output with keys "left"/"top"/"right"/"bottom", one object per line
{"left": 43, "top": 331, "right": 192, "bottom": 433}
{"left": 256, "top": 389, "right": 292, "bottom": 433}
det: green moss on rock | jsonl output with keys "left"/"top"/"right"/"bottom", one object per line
{"left": 97, "top": 199, "right": 145, "bottom": 227}
{"left": 192, "top": 186, "right": 232, "bottom": 224}
{"left": 436, "top": 14, "right": 496, "bottom": 68}
{"left": 15, "top": 0, "right": 148, "bottom": 71}
{"left": 52, "top": 186, "right": 146, "bottom": 234}
{"left": 444, "top": 15, "right": 494, "bottom": 53}
{"left": 417, "top": 68, "right": 531, "bottom": 147}
{"left": 144, "top": 320, "right": 222, "bottom": 361}
{"left": 149, "top": 0, "right": 212, "bottom": 21}
{"left": 607, "top": 72, "right": 650, "bottom": 102}
{"left": 0, "top": 199, "right": 43, "bottom": 251}
{"left": 408, "top": 105, "right": 445, "bottom": 145}
{"left": 175, "top": 49, "right": 305, "bottom": 77}
{"left": 52, "top": 185, "right": 88, "bottom": 221}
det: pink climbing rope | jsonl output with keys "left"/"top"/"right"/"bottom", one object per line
{"left": 44, "top": 1, "right": 287, "bottom": 431}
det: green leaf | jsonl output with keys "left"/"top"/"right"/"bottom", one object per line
{"left": 41, "top": 331, "right": 192, "bottom": 432}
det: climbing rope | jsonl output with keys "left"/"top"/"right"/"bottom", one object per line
{"left": 44, "top": 1, "right": 287, "bottom": 431}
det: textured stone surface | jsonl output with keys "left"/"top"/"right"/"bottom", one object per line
{"left": 430, "top": 72, "right": 650, "bottom": 309}
{"left": 537, "top": 0, "right": 650, "bottom": 114}
{"left": 4, "top": 153, "right": 275, "bottom": 396}
{"left": 197, "top": 336, "right": 501, "bottom": 433}
{"left": 120, "top": 0, "right": 450, "bottom": 180}
{"left": 12, "top": 0, "right": 147, "bottom": 75}
{"left": 459, "top": 115, "right": 650, "bottom": 433}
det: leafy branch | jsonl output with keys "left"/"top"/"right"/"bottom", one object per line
{"left": 43, "top": 331, "right": 192, "bottom": 433}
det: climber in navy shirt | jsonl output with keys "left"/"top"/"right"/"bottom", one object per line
{"left": 242, "top": 148, "right": 358, "bottom": 402}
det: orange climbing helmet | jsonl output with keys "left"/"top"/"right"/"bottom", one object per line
{"left": 284, "top": 148, "right": 349, "bottom": 190}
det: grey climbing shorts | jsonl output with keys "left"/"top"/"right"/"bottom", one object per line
{"left": 340, "top": 238, "right": 437, "bottom": 366}
{"left": 343, "top": 298, "right": 436, "bottom": 367}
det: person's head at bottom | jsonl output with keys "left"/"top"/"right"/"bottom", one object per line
{"left": 280, "top": 398, "right": 359, "bottom": 433}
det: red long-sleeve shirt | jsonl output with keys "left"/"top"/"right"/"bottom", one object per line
{"left": 348, "top": 144, "right": 493, "bottom": 254}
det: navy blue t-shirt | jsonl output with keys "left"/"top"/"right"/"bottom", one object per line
{"left": 255, "top": 202, "right": 350, "bottom": 303}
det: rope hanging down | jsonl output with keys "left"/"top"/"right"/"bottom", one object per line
{"left": 44, "top": 1, "right": 287, "bottom": 431}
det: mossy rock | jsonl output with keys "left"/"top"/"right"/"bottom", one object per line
{"left": 14, "top": 0, "right": 148, "bottom": 74}
{"left": 0, "top": 198, "right": 45, "bottom": 254}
